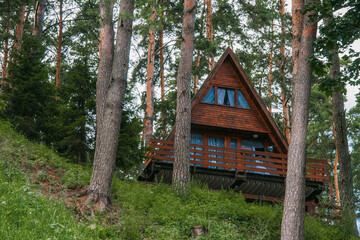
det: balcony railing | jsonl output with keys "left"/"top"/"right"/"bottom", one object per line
{"left": 146, "top": 138, "right": 330, "bottom": 182}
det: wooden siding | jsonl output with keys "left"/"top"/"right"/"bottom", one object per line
{"left": 191, "top": 103, "right": 269, "bottom": 133}
{"left": 191, "top": 58, "right": 270, "bottom": 134}
{"left": 211, "top": 59, "right": 242, "bottom": 89}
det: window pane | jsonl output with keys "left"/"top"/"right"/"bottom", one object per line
{"left": 191, "top": 133, "right": 203, "bottom": 144}
{"left": 208, "top": 136, "right": 225, "bottom": 169}
{"left": 190, "top": 133, "right": 203, "bottom": 167}
{"left": 218, "top": 88, "right": 235, "bottom": 106}
{"left": 231, "top": 139, "right": 237, "bottom": 149}
{"left": 203, "top": 87, "right": 215, "bottom": 103}
{"left": 238, "top": 90, "right": 250, "bottom": 108}
{"left": 227, "top": 89, "right": 235, "bottom": 106}
{"left": 217, "top": 88, "right": 226, "bottom": 104}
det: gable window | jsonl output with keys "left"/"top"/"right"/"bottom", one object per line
{"left": 238, "top": 90, "right": 250, "bottom": 108}
{"left": 202, "top": 86, "right": 250, "bottom": 109}
{"left": 203, "top": 87, "right": 215, "bottom": 104}
{"left": 217, "top": 88, "right": 235, "bottom": 106}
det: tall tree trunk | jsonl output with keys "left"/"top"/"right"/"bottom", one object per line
{"left": 160, "top": 17, "right": 166, "bottom": 137}
{"left": 87, "top": 0, "right": 134, "bottom": 211}
{"left": 1, "top": 3, "right": 10, "bottom": 90}
{"left": 268, "top": 22, "right": 274, "bottom": 113}
{"left": 193, "top": 49, "right": 201, "bottom": 94}
{"left": 55, "top": 0, "right": 63, "bottom": 94}
{"left": 330, "top": 46, "right": 359, "bottom": 238}
{"left": 282, "top": 91, "right": 291, "bottom": 143}
{"left": 172, "top": 0, "right": 196, "bottom": 193}
{"left": 205, "top": 0, "right": 214, "bottom": 70}
{"left": 144, "top": 1, "right": 158, "bottom": 145}
{"left": 281, "top": 0, "right": 317, "bottom": 239}
{"left": 280, "top": 0, "right": 290, "bottom": 144}
{"left": 14, "top": 5, "right": 26, "bottom": 53}
{"left": 34, "top": 0, "right": 47, "bottom": 35}
{"left": 331, "top": 120, "right": 341, "bottom": 208}
{"left": 96, "top": 0, "right": 114, "bottom": 139}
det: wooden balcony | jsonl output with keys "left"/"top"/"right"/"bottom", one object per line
{"left": 140, "top": 138, "right": 330, "bottom": 202}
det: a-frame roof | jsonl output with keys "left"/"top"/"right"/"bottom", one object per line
{"left": 190, "top": 47, "right": 289, "bottom": 153}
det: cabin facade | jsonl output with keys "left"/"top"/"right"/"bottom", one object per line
{"left": 139, "top": 48, "right": 329, "bottom": 208}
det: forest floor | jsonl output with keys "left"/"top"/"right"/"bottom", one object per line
{"left": 0, "top": 119, "right": 344, "bottom": 239}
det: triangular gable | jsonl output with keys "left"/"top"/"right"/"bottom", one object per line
{"left": 190, "top": 47, "right": 288, "bottom": 153}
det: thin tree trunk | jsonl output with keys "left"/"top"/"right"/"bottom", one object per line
{"left": 331, "top": 120, "right": 341, "bottom": 208}
{"left": 280, "top": 0, "right": 290, "bottom": 144}
{"left": 205, "top": 0, "right": 214, "bottom": 70}
{"left": 55, "top": 0, "right": 63, "bottom": 94}
{"left": 1, "top": 6, "right": 10, "bottom": 90}
{"left": 14, "top": 5, "right": 26, "bottom": 53}
{"left": 87, "top": 0, "right": 134, "bottom": 211}
{"left": 193, "top": 49, "right": 201, "bottom": 94}
{"left": 268, "top": 22, "right": 274, "bottom": 113}
{"left": 330, "top": 45, "right": 359, "bottom": 238}
{"left": 96, "top": 0, "right": 114, "bottom": 138}
{"left": 172, "top": 0, "right": 196, "bottom": 193}
{"left": 194, "top": 3, "right": 206, "bottom": 94}
{"left": 282, "top": 91, "right": 291, "bottom": 143}
{"left": 160, "top": 19, "right": 166, "bottom": 137}
{"left": 144, "top": 1, "right": 158, "bottom": 145}
{"left": 34, "top": 0, "right": 47, "bottom": 35}
{"left": 281, "top": 0, "right": 317, "bottom": 239}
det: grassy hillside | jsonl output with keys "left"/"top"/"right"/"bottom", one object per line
{"left": 0, "top": 119, "right": 343, "bottom": 239}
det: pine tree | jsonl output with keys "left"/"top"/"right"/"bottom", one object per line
{"left": 281, "top": 0, "right": 318, "bottom": 238}
{"left": 172, "top": 0, "right": 196, "bottom": 194}
{"left": 2, "top": 34, "right": 55, "bottom": 141}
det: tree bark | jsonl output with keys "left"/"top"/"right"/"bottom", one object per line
{"left": 34, "top": 0, "right": 47, "bottom": 35}
{"left": 55, "top": 0, "right": 63, "bottom": 93}
{"left": 268, "top": 22, "right": 274, "bottom": 113}
{"left": 282, "top": 91, "right": 291, "bottom": 143}
{"left": 87, "top": 0, "right": 134, "bottom": 211}
{"left": 331, "top": 120, "right": 341, "bottom": 208}
{"left": 205, "top": 0, "right": 214, "bottom": 70}
{"left": 96, "top": 0, "right": 114, "bottom": 139}
{"left": 330, "top": 47, "right": 359, "bottom": 238}
{"left": 281, "top": 0, "right": 317, "bottom": 239}
{"left": 160, "top": 15, "right": 166, "bottom": 137}
{"left": 14, "top": 5, "right": 26, "bottom": 53}
{"left": 172, "top": 0, "right": 196, "bottom": 193}
{"left": 144, "top": 1, "right": 158, "bottom": 145}
{"left": 280, "top": 0, "right": 291, "bottom": 144}
{"left": 1, "top": 2, "right": 10, "bottom": 90}
{"left": 194, "top": 49, "right": 201, "bottom": 94}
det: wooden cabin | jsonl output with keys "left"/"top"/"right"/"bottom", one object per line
{"left": 139, "top": 48, "right": 329, "bottom": 209}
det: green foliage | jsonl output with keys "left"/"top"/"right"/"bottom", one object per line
{"left": 0, "top": 99, "right": 6, "bottom": 111}
{"left": 2, "top": 34, "right": 55, "bottom": 142}
{"left": 348, "top": 93, "right": 360, "bottom": 204}
{"left": 307, "top": 86, "right": 335, "bottom": 160}
{"left": 51, "top": 57, "right": 96, "bottom": 164}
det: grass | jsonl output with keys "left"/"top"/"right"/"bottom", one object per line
{"left": 0, "top": 119, "right": 344, "bottom": 239}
